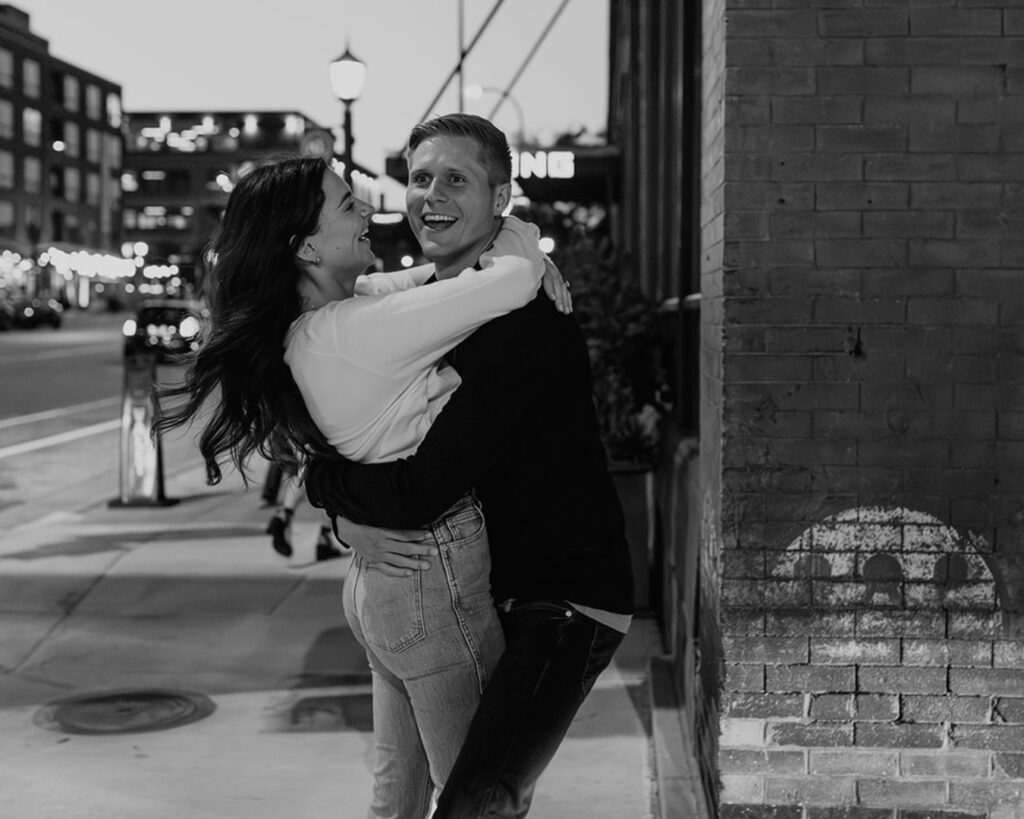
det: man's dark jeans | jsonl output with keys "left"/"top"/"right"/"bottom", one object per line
{"left": 432, "top": 599, "right": 626, "bottom": 818}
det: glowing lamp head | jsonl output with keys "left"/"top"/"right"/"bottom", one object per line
{"left": 329, "top": 47, "right": 367, "bottom": 103}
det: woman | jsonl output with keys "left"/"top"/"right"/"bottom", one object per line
{"left": 155, "top": 156, "right": 569, "bottom": 817}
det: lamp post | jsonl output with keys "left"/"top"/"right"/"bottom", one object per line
{"left": 328, "top": 46, "right": 367, "bottom": 183}
{"left": 464, "top": 84, "right": 525, "bottom": 147}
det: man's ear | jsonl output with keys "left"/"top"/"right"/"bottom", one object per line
{"left": 295, "top": 239, "right": 318, "bottom": 264}
{"left": 493, "top": 183, "right": 511, "bottom": 216}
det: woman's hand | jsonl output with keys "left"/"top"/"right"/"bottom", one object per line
{"left": 332, "top": 515, "right": 437, "bottom": 577}
{"left": 541, "top": 257, "right": 573, "bottom": 314}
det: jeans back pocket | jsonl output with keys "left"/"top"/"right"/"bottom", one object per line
{"left": 358, "top": 565, "right": 426, "bottom": 654}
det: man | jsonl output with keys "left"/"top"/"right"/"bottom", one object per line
{"left": 305, "top": 113, "right": 633, "bottom": 818}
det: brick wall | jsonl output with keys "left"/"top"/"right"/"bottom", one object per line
{"left": 714, "top": 1, "right": 1024, "bottom": 816}
{"left": 700, "top": 0, "right": 728, "bottom": 810}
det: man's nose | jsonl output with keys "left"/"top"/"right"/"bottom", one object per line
{"left": 424, "top": 179, "right": 447, "bottom": 202}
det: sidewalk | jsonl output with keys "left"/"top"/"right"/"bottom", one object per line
{"left": 0, "top": 459, "right": 663, "bottom": 818}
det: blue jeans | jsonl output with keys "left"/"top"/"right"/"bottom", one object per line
{"left": 343, "top": 494, "right": 505, "bottom": 819}
{"left": 432, "top": 600, "right": 626, "bottom": 818}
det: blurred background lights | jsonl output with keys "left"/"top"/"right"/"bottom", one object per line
{"left": 539, "top": 236, "right": 556, "bottom": 254}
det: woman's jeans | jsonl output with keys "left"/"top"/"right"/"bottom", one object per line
{"left": 343, "top": 494, "right": 505, "bottom": 819}
{"left": 431, "top": 599, "right": 626, "bottom": 818}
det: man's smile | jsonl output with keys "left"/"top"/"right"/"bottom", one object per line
{"left": 421, "top": 213, "right": 458, "bottom": 230}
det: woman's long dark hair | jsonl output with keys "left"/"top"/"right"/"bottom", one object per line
{"left": 155, "top": 156, "right": 339, "bottom": 485}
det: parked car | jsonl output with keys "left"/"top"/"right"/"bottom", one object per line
{"left": 10, "top": 296, "right": 63, "bottom": 329}
{"left": 122, "top": 298, "right": 208, "bottom": 362}
{"left": 0, "top": 298, "right": 13, "bottom": 331}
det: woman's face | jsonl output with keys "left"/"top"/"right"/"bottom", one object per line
{"left": 306, "top": 167, "right": 376, "bottom": 282}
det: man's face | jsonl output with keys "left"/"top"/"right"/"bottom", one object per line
{"left": 405, "top": 135, "right": 509, "bottom": 275}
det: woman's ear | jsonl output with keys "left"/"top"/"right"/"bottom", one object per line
{"left": 295, "top": 240, "right": 319, "bottom": 265}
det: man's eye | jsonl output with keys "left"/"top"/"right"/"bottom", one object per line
{"left": 449, "top": 175, "right": 466, "bottom": 185}
{"left": 412, "top": 174, "right": 430, "bottom": 186}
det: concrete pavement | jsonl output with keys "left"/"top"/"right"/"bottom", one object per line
{"left": 0, "top": 457, "right": 665, "bottom": 818}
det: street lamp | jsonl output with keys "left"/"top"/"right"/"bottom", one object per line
{"left": 464, "top": 84, "right": 525, "bottom": 147}
{"left": 328, "top": 46, "right": 367, "bottom": 182}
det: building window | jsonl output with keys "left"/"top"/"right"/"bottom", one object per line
{"left": 64, "top": 167, "right": 80, "bottom": 202}
{"left": 25, "top": 204, "right": 40, "bottom": 239}
{"left": 0, "top": 48, "right": 12, "bottom": 88}
{"left": 22, "top": 108, "right": 41, "bottom": 146}
{"left": 0, "top": 99, "right": 12, "bottom": 139}
{"left": 106, "top": 93, "right": 122, "bottom": 128}
{"left": 140, "top": 168, "right": 190, "bottom": 195}
{"left": 0, "top": 151, "right": 13, "bottom": 188}
{"left": 85, "top": 84, "right": 102, "bottom": 120}
{"left": 0, "top": 200, "right": 13, "bottom": 228}
{"left": 49, "top": 167, "right": 63, "bottom": 197}
{"left": 23, "top": 156, "right": 40, "bottom": 194}
{"left": 23, "top": 58, "right": 40, "bottom": 97}
{"left": 86, "top": 171, "right": 100, "bottom": 205}
{"left": 85, "top": 128, "right": 101, "bottom": 163}
{"left": 104, "top": 133, "right": 121, "bottom": 167}
{"left": 135, "top": 205, "right": 193, "bottom": 231}
{"left": 64, "top": 121, "right": 80, "bottom": 157}
{"left": 50, "top": 210, "right": 64, "bottom": 241}
{"left": 63, "top": 75, "right": 80, "bottom": 112}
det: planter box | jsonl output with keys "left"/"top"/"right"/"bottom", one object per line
{"left": 611, "top": 463, "right": 656, "bottom": 612}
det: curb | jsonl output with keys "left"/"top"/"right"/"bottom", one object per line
{"left": 648, "top": 654, "right": 711, "bottom": 819}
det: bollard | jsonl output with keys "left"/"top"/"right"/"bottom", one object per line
{"left": 109, "top": 351, "right": 178, "bottom": 508}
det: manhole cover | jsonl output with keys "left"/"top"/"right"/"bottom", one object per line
{"left": 34, "top": 689, "right": 216, "bottom": 735}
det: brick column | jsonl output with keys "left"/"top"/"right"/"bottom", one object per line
{"left": 710, "top": 1, "right": 1024, "bottom": 815}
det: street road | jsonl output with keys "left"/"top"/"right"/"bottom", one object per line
{"left": 0, "top": 309, "right": 204, "bottom": 528}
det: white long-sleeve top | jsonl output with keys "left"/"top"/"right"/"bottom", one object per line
{"left": 284, "top": 218, "right": 545, "bottom": 464}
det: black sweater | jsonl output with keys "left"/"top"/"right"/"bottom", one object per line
{"left": 304, "top": 294, "right": 634, "bottom": 615}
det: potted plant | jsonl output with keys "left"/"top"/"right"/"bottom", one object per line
{"left": 555, "top": 230, "right": 673, "bottom": 610}
{"left": 556, "top": 231, "right": 673, "bottom": 468}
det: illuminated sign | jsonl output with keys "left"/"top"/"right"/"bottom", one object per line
{"left": 512, "top": 150, "right": 576, "bottom": 180}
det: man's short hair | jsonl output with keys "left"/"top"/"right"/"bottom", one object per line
{"left": 406, "top": 113, "right": 513, "bottom": 188}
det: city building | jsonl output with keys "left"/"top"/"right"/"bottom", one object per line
{"left": 609, "top": 0, "right": 1024, "bottom": 816}
{"left": 121, "top": 110, "right": 414, "bottom": 300}
{"left": 0, "top": 4, "right": 125, "bottom": 306}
